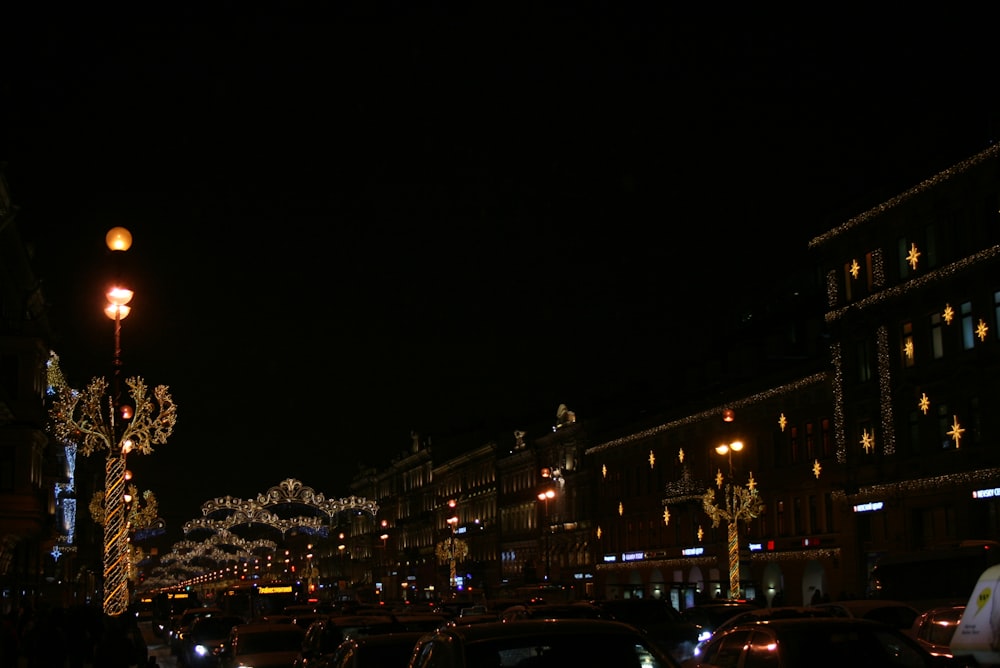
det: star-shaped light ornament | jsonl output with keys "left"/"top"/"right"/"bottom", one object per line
{"left": 813, "top": 459, "right": 822, "bottom": 479}
{"left": 716, "top": 469, "right": 725, "bottom": 488}
{"left": 904, "top": 340, "right": 914, "bottom": 360}
{"left": 663, "top": 508, "right": 670, "bottom": 526}
{"left": 678, "top": 448, "right": 685, "bottom": 463}
{"left": 698, "top": 525, "right": 704, "bottom": 542}
{"left": 977, "top": 319, "right": 989, "bottom": 342}
{"left": 943, "top": 304, "right": 955, "bottom": 325}
{"left": 850, "top": 259, "right": 860, "bottom": 279}
{"left": 747, "top": 473, "right": 757, "bottom": 491}
{"left": 907, "top": 242, "right": 921, "bottom": 270}
{"left": 918, "top": 393, "right": 930, "bottom": 415}
{"left": 618, "top": 501, "right": 624, "bottom": 516}
{"left": 596, "top": 526, "right": 602, "bottom": 539}
{"left": 860, "top": 429, "right": 875, "bottom": 454}
{"left": 778, "top": 413, "right": 787, "bottom": 432}
{"left": 948, "top": 416, "right": 965, "bottom": 448}
{"left": 602, "top": 464, "right": 607, "bottom": 479}
{"left": 649, "top": 450, "right": 656, "bottom": 469}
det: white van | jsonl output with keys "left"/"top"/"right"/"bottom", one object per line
{"left": 951, "top": 563, "right": 1000, "bottom": 665}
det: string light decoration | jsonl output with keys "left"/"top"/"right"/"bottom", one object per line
{"left": 832, "top": 468, "right": 1000, "bottom": 503}
{"left": 586, "top": 374, "right": 826, "bottom": 454}
{"left": 860, "top": 429, "right": 875, "bottom": 453}
{"left": 809, "top": 143, "right": 1000, "bottom": 248}
{"left": 703, "top": 476, "right": 764, "bottom": 599}
{"left": 50, "top": 375, "right": 176, "bottom": 616}
{"left": 877, "top": 325, "right": 896, "bottom": 456}
{"left": 948, "top": 416, "right": 966, "bottom": 448}
{"left": 831, "top": 342, "right": 847, "bottom": 463}
{"left": 434, "top": 535, "right": 469, "bottom": 591}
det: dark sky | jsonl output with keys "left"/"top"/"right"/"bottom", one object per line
{"left": 3, "top": 6, "right": 998, "bottom": 542}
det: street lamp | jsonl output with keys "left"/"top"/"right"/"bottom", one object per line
{"left": 49, "top": 227, "right": 178, "bottom": 617}
{"left": 703, "top": 434, "right": 763, "bottom": 600}
{"left": 537, "top": 489, "right": 555, "bottom": 581}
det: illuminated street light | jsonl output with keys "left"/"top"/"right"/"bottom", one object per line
{"left": 49, "top": 227, "right": 178, "bottom": 616}
{"left": 703, "top": 416, "right": 763, "bottom": 600}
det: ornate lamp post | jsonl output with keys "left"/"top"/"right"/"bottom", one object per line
{"left": 49, "top": 227, "right": 178, "bottom": 616}
{"left": 702, "top": 436, "right": 763, "bottom": 600}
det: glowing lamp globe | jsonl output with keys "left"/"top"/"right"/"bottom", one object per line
{"left": 106, "top": 227, "right": 133, "bottom": 252}
{"left": 104, "top": 303, "right": 131, "bottom": 320}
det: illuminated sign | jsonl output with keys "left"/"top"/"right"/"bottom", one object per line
{"left": 748, "top": 542, "right": 763, "bottom": 552}
{"left": 603, "top": 554, "right": 618, "bottom": 563}
{"left": 802, "top": 538, "right": 821, "bottom": 547}
{"left": 258, "top": 585, "right": 294, "bottom": 594}
{"left": 852, "top": 501, "right": 884, "bottom": 513}
{"left": 681, "top": 547, "right": 704, "bottom": 556}
{"left": 973, "top": 488, "right": 1000, "bottom": 499}
{"left": 622, "top": 551, "right": 645, "bottom": 562}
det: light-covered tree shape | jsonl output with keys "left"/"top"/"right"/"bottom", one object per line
{"left": 48, "top": 358, "right": 177, "bottom": 617}
{"left": 435, "top": 536, "right": 469, "bottom": 594}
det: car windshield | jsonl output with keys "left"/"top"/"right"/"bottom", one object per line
{"left": 768, "top": 626, "right": 928, "bottom": 668}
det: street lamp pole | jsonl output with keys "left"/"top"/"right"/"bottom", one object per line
{"left": 537, "top": 490, "right": 554, "bottom": 582}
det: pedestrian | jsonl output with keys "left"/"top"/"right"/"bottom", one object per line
{"left": 93, "top": 614, "right": 141, "bottom": 668}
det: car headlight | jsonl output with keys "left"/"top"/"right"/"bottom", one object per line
{"left": 697, "top": 629, "right": 712, "bottom": 643}
{"left": 194, "top": 644, "right": 210, "bottom": 657}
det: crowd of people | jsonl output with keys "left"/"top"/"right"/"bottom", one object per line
{"left": 1, "top": 602, "right": 151, "bottom": 668}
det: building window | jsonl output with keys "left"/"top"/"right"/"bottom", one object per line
{"left": 856, "top": 338, "right": 873, "bottom": 383}
{"left": 789, "top": 426, "right": 800, "bottom": 464}
{"left": 805, "top": 423, "right": 815, "bottom": 460}
{"left": 901, "top": 321, "right": 915, "bottom": 367}
{"left": 995, "top": 290, "right": 1000, "bottom": 341}
{"left": 776, "top": 500, "right": 785, "bottom": 536}
{"left": 0, "top": 445, "right": 13, "bottom": 491}
{"left": 930, "top": 312, "right": 945, "bottom": 359}
{"left": 793, "top": 497, "right": 803, "bottom": 535}
{"left": 938, "top": 404, "right": 955, "bottom": 450}
{"left": 824, "top": 492, "right": 834, "bottom": 534}
{"left": 961, "top": 301, "right": 975, "bottom": 350}
{"left": 808, "top": 496, "right": 818, "bottom": 534}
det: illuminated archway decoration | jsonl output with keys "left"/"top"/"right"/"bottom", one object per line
{"left": 182, "top": 478, "right": 379, "bottom": 539}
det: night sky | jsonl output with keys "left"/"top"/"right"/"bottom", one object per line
{"left": 2, "top": 6, "right": 998, "bottom": 542}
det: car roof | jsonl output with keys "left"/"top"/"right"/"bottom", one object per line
{"left": 427, "top": 618, "right": 654, "bottom": 641}
{"left": 233, "top": 622, "right": 304, "bottom": 634}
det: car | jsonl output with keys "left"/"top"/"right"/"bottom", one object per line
{"left": 221, "top": 622, "right": 305, "bottom": 668}
{"left": 294, "top": 614, "right": 405, "bottom": 667}
{"left": 409, "top": 618, "right": 681, "bottom": 668}
{"left": 686, "top": 617, "right": 955, "bottom": 668}
{"left": 321, "top": 630, "right": 427, "bottom": 668}
{"left": 695, "top": 605, "right": 838, "bottom": 654}
{"left": 169, "top": 607, "right": 225, "bottom": 656}
{"left": 911, "top": 604, "right": 965, "bottom": 658}
{"left": 811, "top": 599, "right": 921, "bottom": 630}
{"left": 592, "top": 598, "right": 702, "bottom": 663}
{"left": 680, "top": 600, "right": 761, "bottom": 646}
{"left": 179, "top": 614, "right": 245, "bottom": 667}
